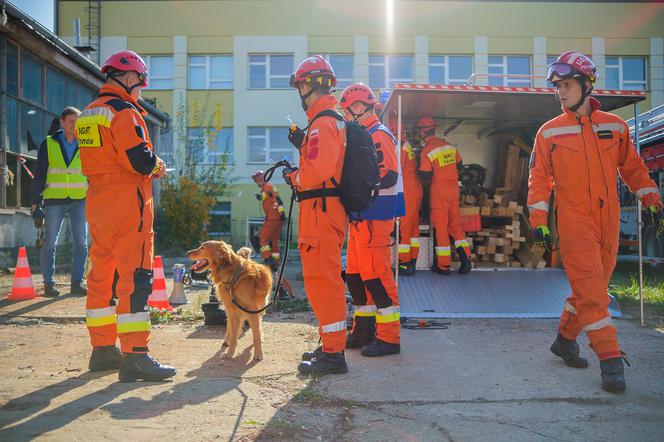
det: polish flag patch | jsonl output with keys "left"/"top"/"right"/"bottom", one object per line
{"left": 310, "top": 128, "right": 319, "bottom": 138}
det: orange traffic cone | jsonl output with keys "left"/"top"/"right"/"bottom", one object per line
{"left": 148, "top": 256, "right": 172, "bottom": 310}
{"left": 7, "top": 247, "right": 37, "bottom": 301}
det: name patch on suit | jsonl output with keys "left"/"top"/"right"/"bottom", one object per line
{"left": 597, "top": 130, "right": 613, "bottom": 139}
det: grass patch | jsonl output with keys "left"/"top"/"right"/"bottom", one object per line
{"left": 610, "top": 263, "right": 664, "bottom": 323}
{"left": 293, "top": 387, "right": 326, "bottom": 405}
{"left": 271, "top": 298, "right": 311, "bottom": 313}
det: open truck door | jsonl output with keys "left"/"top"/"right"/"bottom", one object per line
{"left": 381, "top": 83, "right": 645, "bottom": 319}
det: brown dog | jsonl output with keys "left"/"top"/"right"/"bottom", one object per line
{"left": 188, "top": 241, "right": 272, "bottom": 361}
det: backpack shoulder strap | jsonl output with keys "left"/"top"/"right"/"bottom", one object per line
{"left": 367, "top": 123, "right": 397, "bottom": 145}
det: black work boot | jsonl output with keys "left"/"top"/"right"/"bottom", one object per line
{"left": 71, "top": 281, "right": 88, "bottom": 297}
{"left": 88, "top": 345, "right": 122, "bottom": 371}
{"left": 298, "top": 351, "right": 348, "bottom": 375}
{"left": 456, "top": 247, "right": 472, "bottom": 274}
{"left": 550, "top": 333, "right": 589, "bottom": 368}
{"left": 361, "top": 339, "right": 401, "bottom": 357}
{"left": 399, "top": 260, "right": 416, "bottom": 276}
{"left": 431, "top": 264, "right": 451, "bottom": 276}
{"left": 118, "top": 353, "right": 177, "bottom": 382}
{"left": 43, "top": 284, "right": 60, "bottom": 298}
{"left": 600, "top": 354, "right": 629, "bottom": 393}
{"left": 302, "top": 345, "right": 323, "bottom": 361}
{"left": 346, "top": 318, "right": 376, "bottom": 349}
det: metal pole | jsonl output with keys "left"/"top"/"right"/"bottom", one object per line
{"left": 395, "top": 93, "right": 402, "bottom": 291}
{"left": 634, "top": 101, "right": 644, "bottom": 327}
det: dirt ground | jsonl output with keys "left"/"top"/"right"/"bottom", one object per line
{"left": 1, "top": 273, "right": 664, "bottom": 441}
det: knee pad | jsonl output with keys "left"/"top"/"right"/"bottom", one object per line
{"left": 131, "top": 268, "right": 153, "bottom": 313}
{"left": 364, "top": 278, "right": 392, "bottom": 308}
{"left": 346, "top": 273, "right": 367, "bottom": 306}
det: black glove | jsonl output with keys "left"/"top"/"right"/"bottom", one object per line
{"left": 533, "top": 225, "right": 553, "bottom": 251}
{"left": 288, "top": 125, "right": 306, "bottom": 150}
{"left": 282, "top": 166, "right": 298, "bottom": 186}
{"left": 254, "top": 192, "right": 262, "bottom": 201}
{"left": 32, "top": 206, "right": 45, "bottom": 222}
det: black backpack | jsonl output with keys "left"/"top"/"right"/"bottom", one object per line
{"left": 308, "top": 110, "right": 380, "bottom": 220}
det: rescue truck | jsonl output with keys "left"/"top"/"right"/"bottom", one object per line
{"left": 620, "top": 104, "right": 664, "bottom": 259}
{"left": 380, "top": 76, "right": 645, "bottom": 320}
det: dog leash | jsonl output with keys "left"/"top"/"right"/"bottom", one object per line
{"left": 220, "top": 160, "right": 296, "bottom": 315}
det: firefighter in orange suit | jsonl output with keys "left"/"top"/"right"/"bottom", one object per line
{"left": 252, "top": 170, "right": 285, "bottom": 270}
{"left": 529, "top": 52, "right": 663, "bottom": 393}
{"left": 284, "top": 56, "right": 349, "bottom": 375}
{"left": 391, "top": 120, "right": 422, "bottom": 276}
{"left": 339, "top": 83, "right": 405, "bottom": 357}
{"left": 417, "top": 117, "right": 472, "bottom": 275}
{"left": 76, "top": 50, "right": 175, "bottom": 382}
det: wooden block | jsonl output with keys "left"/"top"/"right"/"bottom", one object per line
{"left": 481, "top": 206, "right": 491, "bottom": 216}
{"left": 460, "top": 206, "right": 480, "bottom": 215}
{"left": 494, "top": 253, "right": 506, "bottom": 263}
{"left": 508, "top": 201, "right": 518, "bottom": 209}
{"left": 487, "top": 244, "right": 497, "bottom": 254}
{"left": 511, "top": 261, "right": 522, "bottom": 268}
{"left": 476, "top": 246, "right": 487, "bottom": 255}
{"left": 493, "top": 194, "right": 503, "bottom": 204}
{"left": 536, "top": 259, "right": 547, "bottom": 269}
{"left": 481, "top": 254, "right": 491, "bottom": 262}
{"left": 515, "top": 205, "right": 524, "bottom": 214}
{"left": 506, "top": 208, "right": 515, "bottom": 217}
{"left": 487, "top": 237, "right": 498, "bottom": 246}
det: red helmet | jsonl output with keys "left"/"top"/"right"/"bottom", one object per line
{"left": 251, "top": 170, "right": 264, "bottom": 182}
{"left": 290, "top": 55, "right": 336, "bottom": 89}
{"left": 339, "top": 83, "right": 377, "bottom": 109}
{"left": 415, "top": 116, "right": 436, "bottom": 130}
{"left": 102, "top": 50, "right": 148, "bottom": 86}
{"left": 547, "top": 52, "right": 597, "bottom": 84}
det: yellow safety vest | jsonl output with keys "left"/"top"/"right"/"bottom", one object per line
{"left": 43, "top": 136, "right": 88, "bottom": 200}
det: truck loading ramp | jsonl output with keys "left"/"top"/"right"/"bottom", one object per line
{"left": 399, "top": 268, "right": 621, "bottom": 319}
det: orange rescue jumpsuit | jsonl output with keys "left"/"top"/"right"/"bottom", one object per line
{"left": 528, "top": 97, "right": 662, "bottom": 360}
{"left": 398, "top": 139, "right": 423, "bottom": 265}
{"left": 419, "top": 136, "right": 471, "bottom": 270}
{"left": 346, "top": 116, "right": 404, "bottom": 345}
{"left": 76, "top": 84, "right": 159, "bottom": 354}
{"left": 291, "top": 95, "right": 349, "bottom": 353}
{"left": 258, "top": 182, "right": 284, "bottom": 261}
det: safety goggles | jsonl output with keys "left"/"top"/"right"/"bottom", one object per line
{"left": 546, "top": 62, "right": 575, "bottom": 81}
{"left": 137, "top": 72, "right": 148, "bottom": 87}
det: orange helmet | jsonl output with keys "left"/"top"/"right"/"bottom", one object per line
{"left": 290, "top": 55, "right": 336, "bottom": 89}
{"left": 339, "top": 83, "right": 377, "bottom": 109}
{"left": 415, "top": 116, "right": 436, "bottom": 130}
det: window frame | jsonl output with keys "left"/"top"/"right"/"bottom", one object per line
{"left": 319, "top": 54, "right": 354, "bottom": 88}
{"left": 247, "top": 126, "right": 291, "bottom": 164}
{"left": 369, "top": 54, "right": 414, "bottom": 89}
{"left": 186, "top": 127, "right": 234, "bottom": 165}
{"left": 428, "top": 55, "right": 474, "bottom": 85}
{"left": 188, "top": 54, "right": 234, "bottom": 90}
{"left": 605, "top": 56, "right": 647, "bottom": 91}
{"left": 248, "top": 53, "right": 293, "bottom": 90}
{"left": 144, "top": 55, "right": 174, "bottom": 90}
{"left": 208, "top": 201, "right": 232, "bottom": 237}
{"left": 488, "top": 55, "right": 532, "bottom": 87}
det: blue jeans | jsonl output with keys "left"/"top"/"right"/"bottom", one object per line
{"left": 41, "top": 199, "right": 88, "bottom": 285}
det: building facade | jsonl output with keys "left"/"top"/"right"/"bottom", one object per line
{"left": 56, "top": 0, "right": 664, "bottom": 244}
{"left": 0, "top": 1, "right": 168, "bottom": 249}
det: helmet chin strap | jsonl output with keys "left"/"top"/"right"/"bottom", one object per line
{"left": 108, "top": 73, "right": 141, "bottom": 96}
{"left": 557, "top": 77, "right": 592, "bottom": 113}
{"left": 347, "top": 105, "right": 371, "bottom": 121}
{"left": 299, "top": 86, "right": 317, "bottom": 111}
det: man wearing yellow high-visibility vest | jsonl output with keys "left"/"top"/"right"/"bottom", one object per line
{"left": 30, "top": 107, "right": 88, "bottom": 298}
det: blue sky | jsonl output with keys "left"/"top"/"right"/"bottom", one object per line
{"left": 12, "top": 0, "right": 55, "bottom": 31}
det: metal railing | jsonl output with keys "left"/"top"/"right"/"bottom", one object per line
{"left": 465, "top": 73, "right": 547, "bottom": 86}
